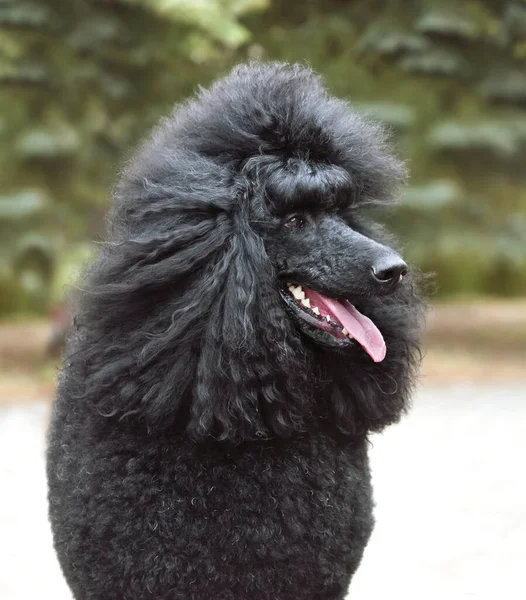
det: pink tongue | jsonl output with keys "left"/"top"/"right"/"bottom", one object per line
{"left": 305, "top": 290, "right": 386, "bottom": 363}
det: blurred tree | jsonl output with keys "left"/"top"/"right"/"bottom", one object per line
{"left": 244, "top": 0, "right": 526, "bottom": 297}
{"left": 1, "top": 0, "right": 526, "bottom": 316}
{"left": 0, "top": 0, "right": 267, "bottom": 314}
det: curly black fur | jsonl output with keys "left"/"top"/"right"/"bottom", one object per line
{"left": 47, "top": 62, "right": 423, "bottom": 600}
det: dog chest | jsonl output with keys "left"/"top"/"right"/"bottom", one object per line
{"left": 49, "top": 418, "right": 374, "bottom": 598}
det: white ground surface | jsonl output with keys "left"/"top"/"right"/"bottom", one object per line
{"left": 1, "top": 384, "right": 525, "bottom": 600}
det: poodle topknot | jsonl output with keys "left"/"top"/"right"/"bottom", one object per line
{"left": 48, "top": 62, "right": 423, "bottom": 600}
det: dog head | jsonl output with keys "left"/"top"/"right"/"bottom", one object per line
{"left": 68, "top": 63, "right": 423, "bottom": 441}
{"left": 248, "top": 159, "right": 408, "bottom": 360}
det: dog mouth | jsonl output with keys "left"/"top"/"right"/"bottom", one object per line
{"left": 280, "top": 283, "right": 386, "bottom": 362}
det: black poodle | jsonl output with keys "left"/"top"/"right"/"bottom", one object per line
{"left": 47, "top": 62, "right": 422, "bottom": 600}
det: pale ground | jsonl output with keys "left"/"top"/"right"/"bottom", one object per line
{"left": 1, "top": 383, "right": 525, "bottom": 599}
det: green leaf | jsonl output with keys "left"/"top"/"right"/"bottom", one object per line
{"left": 399, "top": 180, "right": 462, "bottom": 210}
{"left": 0, "top": 190, "right": 50, "bottom": 220}
{"left": 16, "top": 128, "right": 80, "bottom": 160}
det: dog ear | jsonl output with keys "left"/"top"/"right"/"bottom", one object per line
{"left": 64, "top": 164, "right": 310, "bottom": 441}
{"left": 186, "top": 216, "right": 311, "bottom": 441}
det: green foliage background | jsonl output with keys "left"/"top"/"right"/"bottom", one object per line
{"left": 1, "top": 0, "right": 526, "bottom": 315}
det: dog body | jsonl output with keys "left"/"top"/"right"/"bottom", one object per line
{"left": 48, "top": 414, "right": 373, "bottom": 599}
{"left": 47, "top": 63, "right": 422, "bottom": 599}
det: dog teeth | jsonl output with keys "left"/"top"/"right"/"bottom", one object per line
{"left": 292, "top": 287, "right": 305, "bottom": 300}
{"left": 342, "top": 328, "right": 349, "bottom": 335}
{"left": 325, "top": 315, "right": 331, "bottom": 322}
{"left": 286, "top": 285, "right": 323, "bottom": 317}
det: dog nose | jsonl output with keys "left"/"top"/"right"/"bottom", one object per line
{"left": 371, "top": 256, "right": 408, "bottom": 288}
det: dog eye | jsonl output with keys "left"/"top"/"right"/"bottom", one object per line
{"left": 284, "top": 213, "right": 311, "bottom": 229}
